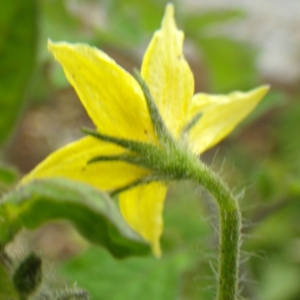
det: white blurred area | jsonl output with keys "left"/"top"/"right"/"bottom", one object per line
{"left": 187, "top": 0, "right": 300, "bottom": 84}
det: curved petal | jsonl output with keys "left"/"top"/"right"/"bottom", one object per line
{"left": 21, "top": 136, "right": 149, "bottom": 191}
{"left": 48, "top": 41, "right": 156, "bottom": 143}
{"left": 141, "top": 4, "right": 194, "bottom": 138}
{"left": 119, "top": 182, "right": 168, "bottom": 257}
{"left": 186, "top": 85, "right": 269, "bottom": 154}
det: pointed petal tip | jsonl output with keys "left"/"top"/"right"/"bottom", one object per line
{"left": 47, "top": 39, "right": 53, "bottom": 51}
{"left": 47, "top": 40, "right": 75, "bottom": 54}
{"left": 249, "top": 84, "right": 270, "bottom": 100}
{"left": 152, "top": 241, "right": 162, "bottom": 258}
{"left": 256, "top": 84, "right": 270, "bottom": 93}
{"left": 47, "top": 38, "right": 56, "bottom": 50}
{"left": 165, "top": 3, "right": 174, "bottom": 16}
{"left": 162, "top": 3, "right": 176, "bottom": 28}
{"left": 47, "top": 39, "right": 62, "bottom": 54}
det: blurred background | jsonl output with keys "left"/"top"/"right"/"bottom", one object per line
{"left": 1, "top": 0, "right": 300, "bottom": 299}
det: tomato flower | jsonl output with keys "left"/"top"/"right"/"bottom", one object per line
{"left": 22, "top": 4, "right": 268, "bottom": 256}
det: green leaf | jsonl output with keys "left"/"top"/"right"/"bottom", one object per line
{"left": 197, "top": 36, "right": 258, "bottom": 93}
{"left": 0, "top": 179, "right": 150, "bottom": 258}
{"left": 0, "top": 0, "right": 37, "bottom": 145}
{"left": 60, "top": 246, "right": 190, "bottom": 300}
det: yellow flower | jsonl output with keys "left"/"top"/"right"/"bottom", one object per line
{"left": 22, "top": 4, "right": 268, "bottom": 257}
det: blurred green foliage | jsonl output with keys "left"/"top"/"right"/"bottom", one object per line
{"left": 0, "top": 0, "right": 300, "bottom": 300}
{"left": 197, "top": 36, "right": 258, "bottom": 92}
{"left": 0, "top": 163, "right": 18, "bottom": 191}
{"left": 0, "top": 262, "right": 19, "bottom": 300}
{"left": 183, "top": 9, "right": 258, "bottom": 93}
{"left": 0, "top": 0, "right": 37, "bottom": 145}
{"left": 0, "top": 179, "right": 150, "bottom": 258}
{"left": 60, "top": 247, "right": 190, "bottom": 300}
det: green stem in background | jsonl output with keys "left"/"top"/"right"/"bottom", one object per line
{"left": 186, "top": 156, "right": 241, "bottom": 300}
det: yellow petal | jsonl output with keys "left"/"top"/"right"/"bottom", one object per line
{"left": 119, "top": 182, "right": 168, "bottom": 257}
{"left": 187, "top": 85, "right": 269, "bottom": 154}
{"left": 141, "top": 4, "right": 194, "bottom": 138}
{"left": 21, "top": 136, "right": 149, "bottom": 191}
{"left": 48, "top": 40, "right": 156, "bottom": 143}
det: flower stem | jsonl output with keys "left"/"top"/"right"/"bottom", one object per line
{"left": 188, "top": 158, "right": 241, "bottom": 300}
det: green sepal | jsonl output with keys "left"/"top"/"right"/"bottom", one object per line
{"left": 88, "top": 153, "right": 145, "bottom": 166}
{"left": 110, "top": 174, "right": 172, "bottom": 197}
{"left": 81, "top": 127, "right": 157, "bottom": 155}
{"left": 133, "top": 69, "right": 175, "bottom": 146}
{"left": 181, "top": 112, "right": 203, "bottom": 135}
{"left": 84, "top": 133, "right": 196, "bottom": 184}
{"left": 0, "top": 179, "right": 150, "bottom": 258}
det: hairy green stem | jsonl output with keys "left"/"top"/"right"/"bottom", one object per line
{"left": 187, "top": 158, "right": 241, "bottom": 300}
